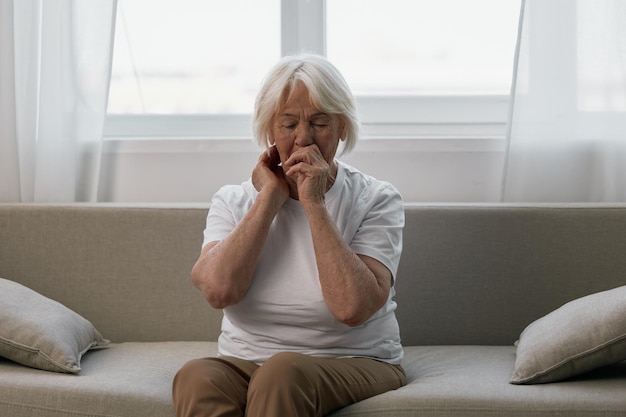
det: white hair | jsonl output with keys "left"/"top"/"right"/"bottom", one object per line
{"left": 252, "top": 54, "right": 360, "bottom": 155}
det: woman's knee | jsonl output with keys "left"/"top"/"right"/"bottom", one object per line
{"left": 247, "top": 353, "right": 318, "bottom": 417}
{"left": 252, "top": 352, "right": 315, "bottom": 386}
{"left": 172, "top": 359, "right": 217, "bottom": 416}
{"left": 248, "top": 352, "right": 321, "bottom": 400}
{"left": 173, "top": 357, "right": 256, "bottom": 417}
{"left": 176, "top": 357, "right": 259, "bottom": 392}
{"left": 173, "top": 359, "right": 210, "bottom": 393}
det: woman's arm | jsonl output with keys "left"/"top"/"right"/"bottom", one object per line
{"left": 305, "top": 202, "right": 392, "bottom": 327}
{"left": 191, "top": 148, "right": 289, "bottom": 309}
{"left": 284, "top": 146, "right": 393, "bottom": 326}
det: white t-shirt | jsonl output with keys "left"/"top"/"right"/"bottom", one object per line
{"left": 202, "top": 160, "right": 404, "bottom": 365}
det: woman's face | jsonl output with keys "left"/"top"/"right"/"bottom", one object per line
{"left": 271, "top": 82, "right": 346, "bottom": 173}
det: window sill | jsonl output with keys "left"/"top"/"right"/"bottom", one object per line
{"left": 102, "top": 125, "right": 506, "bottom": 155}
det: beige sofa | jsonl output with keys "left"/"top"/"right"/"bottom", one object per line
{"left": 1, "top": 203, "right": 625, "bottom": 417}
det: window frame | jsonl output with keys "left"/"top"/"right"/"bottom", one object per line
{"left": 103, "top": 0, "right": 514, "bottom": 141}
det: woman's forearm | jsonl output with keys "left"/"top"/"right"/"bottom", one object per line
{"left": 303, "top": 202, "right": 391, "bottom": 327}
{"left": 191, "top": 189, "right": 283, "bottom": 308}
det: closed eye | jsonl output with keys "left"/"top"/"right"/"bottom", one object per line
{"left": 310, "top": 115, "right": 331, "bottom": 130}
{"left": 311, "top": 123, "right": 328, "bottom": 131}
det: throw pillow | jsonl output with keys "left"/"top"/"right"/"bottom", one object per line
{"left": 510, "top": 285, "right": 626, "bottom": 384}
{"left": 0, "top": 277, "right": 109, "bottom": 373}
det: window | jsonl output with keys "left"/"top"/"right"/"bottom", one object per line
{"left": 107, "top": 0, "right": 280, "bottom": 115}
{"left": 326, "top": 0, "right": 519, "bottom": 96}
{"left": 105, "top": 0, "right": 521, "bottom": 139}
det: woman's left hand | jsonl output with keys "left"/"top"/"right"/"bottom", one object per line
{"left": 284, "top": 144, "right": 391, "bottom": 327}
{"left": 283, "top": 145, "right": 334, "bottom": 205}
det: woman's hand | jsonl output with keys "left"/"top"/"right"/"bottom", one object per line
{"left": 252, "top": 146, "right": 289, "bottom": 207}
{"left": 192, "top": 147, "right": 290, "bottom": 309}
{"left": 284, "top": 144, "right": 334, "bottom": 206}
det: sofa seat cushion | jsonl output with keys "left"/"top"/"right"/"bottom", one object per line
{"left": 1, "top": 343, "right": 625, "bottom": 417}
{"left": 0, "top": 341, "right": 217, "bottom": 417}
{"left": 332, "top": 346, "right": 626, "bottom": 417}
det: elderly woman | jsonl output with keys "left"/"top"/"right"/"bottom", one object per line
{"left": 172, "top": 54, "right": 405, "bottom": 417}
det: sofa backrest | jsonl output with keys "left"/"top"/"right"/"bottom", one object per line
{"left": 2, "top": 203, "right": 626, "bottom": 346}
{"left": 0, "top": 204, "right": 216, "bottom": 343}
{"left": 396, "top": 203, "right": 626, "bottom": 345}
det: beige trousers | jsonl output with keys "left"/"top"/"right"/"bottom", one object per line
{"left": 172, "top": 352, "right": 406, "bottom": 417}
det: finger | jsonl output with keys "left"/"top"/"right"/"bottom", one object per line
{"left": 285, "top": 161, "right": 321, "bottom": 182}
{"left": 284, "top": 161, "right": 302, "bottom": 177}
{"left": 258, "top": 149, "right": 270, "bottom": 166}
{"left": 285, "top": 145, "right": 321, "bottom": 168}
{"left": 268, "top": 145, "right": 282, "bottom": 166}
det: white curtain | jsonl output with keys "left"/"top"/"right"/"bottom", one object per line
{"left": 502, "top": 0, "right": 626, "bottom": 202}
{"left": 0, "top": 0, "right": 116, "bottom": 202}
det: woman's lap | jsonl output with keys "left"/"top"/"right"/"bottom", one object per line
{"left": 172, "top": 352, "right": 405, "bottom": 417}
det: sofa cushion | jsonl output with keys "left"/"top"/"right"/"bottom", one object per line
{"left": 511, "top": 285, "right": 626, "bottom": 384}
{"left": 2, "top": 343, "right": 624, "bottom": 417}
{"left": 0, "top": 277, "right": 109, "bottom": 373}
{"left": 331, "top": 346, "right": 626, "bottom": 417}
{"left": 0, "top": 341, "right": 216, "bottom": 417}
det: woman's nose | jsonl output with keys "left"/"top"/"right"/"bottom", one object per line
{"left": 294, "top": 123, "right": 314, "bottom": 147}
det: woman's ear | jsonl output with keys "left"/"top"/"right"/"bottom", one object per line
{"left": 339, "top": 116, "right": 348, "bottom": 140}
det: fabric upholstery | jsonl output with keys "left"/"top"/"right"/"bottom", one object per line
{"left": 331, "top": 346, "right": 626, "bottom": 417}
{"left": 394, "top": 204, "right": 626, "bottom": 346}
{"left": 0, "top": 342, "right": 216, "bottom": 417}
{"left": 0, "top": 277, "right": 109, "bottom": 373}
{"left": 0, "top": 204, "right": 220, "bottom": 344}
{"left": 511, "top": 285, "right": 626, "bottom": 384}
{"left": 1, "top": 203, "right": 626, "bottom": 417}
{"left": 2, "top": 204, "right": 626, "bottom": 347}
{"left": 1, "top": 343, "right": 624, "bottom": 417}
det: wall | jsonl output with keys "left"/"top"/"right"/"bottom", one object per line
{"left": 98, "top": 136, "right": 506, "bottom": 203}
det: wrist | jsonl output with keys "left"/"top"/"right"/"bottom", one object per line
{"left": 300, "top": 198, "right": 327, "bottom": 216}
{"left": 258, "top": 186, "right": 288, "bottom": 212}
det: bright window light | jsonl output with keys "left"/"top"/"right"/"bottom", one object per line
{"left": 107, "top": 0, "right": 281, "bottom": 115}
{"left": 326, "top": 0, "right": 521, "bottom": 96}
{"left": 105, "top": 0, "right": 521, "bottom": 137}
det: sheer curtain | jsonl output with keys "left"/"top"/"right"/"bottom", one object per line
{"left": 502, "top": 0, "right": 626, "bottom": 202}
{"left": 0, "top": 0, "right": 116, "bottom": 202}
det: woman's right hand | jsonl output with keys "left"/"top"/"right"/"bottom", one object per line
{"left": 192, "top": 146, "right": 289, "bottom": 309}
{"left": 252, "top": 146, "right": 289, "bottom": 206}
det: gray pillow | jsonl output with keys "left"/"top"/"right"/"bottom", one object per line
{"left": 510, "top": 285, "right": 626, "bottom": 384}
{"left": 0, "top": 277, "right": 109, "bottom": 373}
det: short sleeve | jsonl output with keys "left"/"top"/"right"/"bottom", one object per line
{"left": 202, "top": 183, "right": 255, "bottom": 248}
{"left": 349, "top": 183, "right": 404, "bottom": 281}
